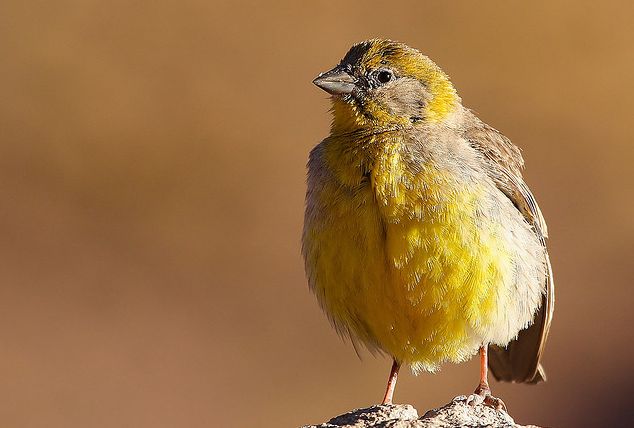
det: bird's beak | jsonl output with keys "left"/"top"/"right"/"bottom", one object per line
{"left": 313, "top": 67, "right": 356, "bottom": 95}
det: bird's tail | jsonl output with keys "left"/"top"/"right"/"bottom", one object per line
{"left": 489, "top": 247, "right": 553, "bottom": 384}
{"left": 488, "top": 293, "right": 550, "bottom": 384}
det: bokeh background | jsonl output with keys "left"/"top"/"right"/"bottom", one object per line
{"left": 1, "top": 1, "right": 633, "bottom": 427}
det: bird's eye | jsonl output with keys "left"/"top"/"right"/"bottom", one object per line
{"left": 376, "top": 70, "right": 393, "bottom": 84}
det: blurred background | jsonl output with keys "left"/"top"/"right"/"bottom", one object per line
{"left": 1, "top": 1, "right": 633, "bottom": 427}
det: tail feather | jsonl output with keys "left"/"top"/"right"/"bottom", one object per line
{"left": 489, "top": 290, "right": 552, "bottom": 383}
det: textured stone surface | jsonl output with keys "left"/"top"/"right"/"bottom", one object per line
{"left": 302, "top": 396, "right": 541, "bottom": 428}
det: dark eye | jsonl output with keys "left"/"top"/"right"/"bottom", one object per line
{"left": 376, "top": 70, "right": 393, "bottom": 84}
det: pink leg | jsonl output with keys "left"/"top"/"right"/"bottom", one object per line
{"left": 381, "top": 360, "right": 401, "bottom": 405}
{"left": 472, "top": 346, "right": 507, "bottom": 411}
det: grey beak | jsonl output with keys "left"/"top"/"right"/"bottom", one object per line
{"left": 313, "top": 67, "right": 356, "bottom": 95}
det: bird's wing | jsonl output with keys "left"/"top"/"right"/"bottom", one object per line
{"left": 465, "top": 117, "right": 554, "bottom": 384}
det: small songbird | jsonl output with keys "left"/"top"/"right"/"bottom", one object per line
{"left": 302, "top": 39, "right": 554, "bottom": 409}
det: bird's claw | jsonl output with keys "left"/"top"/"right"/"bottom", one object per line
{"left": 465, "top": 393, "right": 484, "bottom": 406}
{"left": 467, "top": 384, "right": 507, "bottom": 411}
{"left": 482, "top": 395, "right": 507, "bottom": 411}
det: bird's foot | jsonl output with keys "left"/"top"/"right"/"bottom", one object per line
{"left": 466, "top": 384, "right": 507, "bottom": 411}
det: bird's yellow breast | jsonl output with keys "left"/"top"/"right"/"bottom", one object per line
{"left": 303, "top": 135, "right": 514, "bottom": 372}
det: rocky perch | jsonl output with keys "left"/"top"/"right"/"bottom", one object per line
{"left": 301, "top": 396, "right": 541, "bottom": 428}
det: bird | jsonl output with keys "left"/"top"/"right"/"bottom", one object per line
{"left": 302, "top": 39, "right": 554, "bottom": 410}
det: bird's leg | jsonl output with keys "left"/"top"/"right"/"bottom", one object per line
{"left": 474, "top": 345, "right": 491, "bottom": 396}
{"left": 381, "top": 359, "right": 401, "bottom": 405}
{"left": 469, "top": 346, "right": 507, "bottom": 411}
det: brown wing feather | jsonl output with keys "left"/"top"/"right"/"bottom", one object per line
{"left": 465, "top": 114, "right": 554, "bottom": 384}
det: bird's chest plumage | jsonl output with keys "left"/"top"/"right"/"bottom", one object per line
{"left": 303, "top": 138, "right": 516, "bottom": 371}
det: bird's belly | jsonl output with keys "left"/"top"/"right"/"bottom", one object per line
{"left": 304, "top": 168, "right": 543, "bottom": 372}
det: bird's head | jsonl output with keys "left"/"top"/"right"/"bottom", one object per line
{"left": 314, "top": 39, "right": 460, "bottom": 134}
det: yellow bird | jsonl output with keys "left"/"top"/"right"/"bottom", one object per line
{"left": 302, "top": 39, "right": 554, "bottom": 409}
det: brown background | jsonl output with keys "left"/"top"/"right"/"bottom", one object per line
{"left": 1, "top": 1, "right": 633, "bottom": 427}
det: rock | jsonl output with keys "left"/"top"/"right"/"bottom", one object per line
{"left": 301, "top": 396, "right": 541, "bottom": 428}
